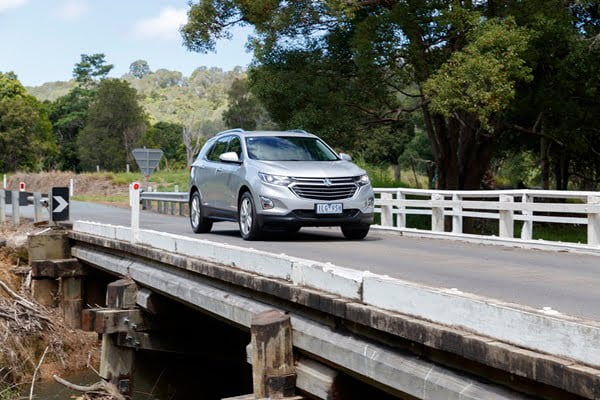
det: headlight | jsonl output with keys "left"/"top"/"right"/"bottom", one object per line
{"left": 355, "top": 174, "right": 370, "bottom": 187}
{"left": 258, "top": 172, "right": 292, "bottom": 186}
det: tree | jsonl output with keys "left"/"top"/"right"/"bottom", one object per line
{"left": 77, "top": 79, "right": 147, "bottom": 171}
{"left": 182, "top": 124, "right": 205, "bottom": 166}
{"left": 129, "top": 60, "right": 151, "bottom": 79}
{"left": 73, "top": 53, "right": 113, "bottom": 88}
{"left": 0, "top": 72, "right": 57, "bottom": 171}
{"left": 223, "top": 77, "right": 275, "bottom": 130}
{"left": 139, "top": 121, "right": 185, "bottom": 167}
{"left": 180, "top": 1, "right": 590, "bottom": 189}
{"left": 48, "top": 87, "right": 93, "bottom": 171}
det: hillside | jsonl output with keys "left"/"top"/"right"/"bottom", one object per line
{"left": 26, "top": 65, "right": 245, "bottom": 127}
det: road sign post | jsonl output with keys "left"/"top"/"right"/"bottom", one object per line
{"left": 50, "top": 187, "right": 69, "bottom": 224}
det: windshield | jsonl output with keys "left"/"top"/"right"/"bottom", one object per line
{"left": 245, "top": 136, "right": 339, "bottom": 161}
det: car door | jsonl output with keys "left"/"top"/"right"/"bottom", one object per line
{"left": 220, "top": 135, "right": 244, "bottom": 213}
{"left": 203, "top": 135, "right": 230, "bottom": 210}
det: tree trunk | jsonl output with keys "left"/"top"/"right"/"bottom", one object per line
{"left": 540, "top": 136, "right": 550, "bottom": 190}
{"left": 393, "top": 164, "right": 401, "bottom": 183}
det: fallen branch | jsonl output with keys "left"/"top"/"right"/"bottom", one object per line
{"left": 29, "top": 346, "right": 49, "bottom": 400}
{"left": 52, "top": 375, "right": 126, "bottom": 400}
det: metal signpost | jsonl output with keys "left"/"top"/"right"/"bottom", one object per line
{"left": 50, "top": 186, "right": 69, "bottom": 223}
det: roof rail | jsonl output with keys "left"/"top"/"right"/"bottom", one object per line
{"left": 215, "top": 128, "right": 244, "bottom": 136}
{"left": 287, "top": 129, "right": 310, "bottom": 134}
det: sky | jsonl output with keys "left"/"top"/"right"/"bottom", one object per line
{"left": 0, "top": 0, "right": 254, "bottom": 86}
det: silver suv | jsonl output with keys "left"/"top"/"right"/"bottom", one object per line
{"left": 189, "top": 129, "right": 374, "bottom": 240}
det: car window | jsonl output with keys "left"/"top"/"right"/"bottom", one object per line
{"left": 227, "top": 136, "right": 242, "bottom": 159}
{"left": 245, "top": 136, "right": 338, "bottom": 161}
{"left": 206, "top": 136, "right": 230, "bottom": 162}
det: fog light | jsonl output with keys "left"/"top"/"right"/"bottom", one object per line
{"left": 260, "top": 196, "right": 274, "bottom": 210}
{"left": 366, "top": 197, "right": 374, "bottom": 208}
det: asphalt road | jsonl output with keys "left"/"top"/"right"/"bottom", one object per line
{"left": 9, "top": 201, "right": 600, "bottom": 321}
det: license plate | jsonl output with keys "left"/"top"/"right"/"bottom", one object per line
{"left": 315, "top": 203, "right": 343, "bottom": 215}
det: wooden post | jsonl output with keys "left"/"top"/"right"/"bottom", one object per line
{"left": 520, "top": 194, "right": 533, "bottom": 240}
{"left": 499, "top": 195, "right": 514, "bottom": 238}
{"left": 99, "top": 279, "right": 138, "bottom": 396}
{"left": 33, "top": 192, "right": 43, "bottom": 222}
{"left": 251, "top": 310, "right": 296, "bottom": 399}
{"left": 28, "top": 231, "right": 70, "bottom": 307}
{"left": 380, "top": 193, "right": 393, "bottom": 227}
{"left": 588, "top": 196, "right": 600, "bottom": 246}
{"left": 396, "top": 191, "right": 406, "bottom": 228}
{"left": 451, "top": 194, "right": 463, "bottom": 234}
{"left": 0, "top": 189, "right": 5, "bottom": 224}
{"left": 62, "top": 277, "right": 84, "bottom": 328}
{"left": 431, "top": 193, "right": 444, "bottom": 232}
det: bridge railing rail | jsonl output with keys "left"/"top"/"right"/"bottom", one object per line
{"left": 373, "top": 188, "right": 600, "bottom": 247}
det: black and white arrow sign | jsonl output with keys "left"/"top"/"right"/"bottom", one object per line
{"left": 51, "top": 187, "right": 69, "bottom": 222}
{"left": 53, "top": 195, "right": 69, "bottom": 213}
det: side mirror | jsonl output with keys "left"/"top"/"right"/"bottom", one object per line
{"left": 339, "top": 153, "right": 352, "bottom": 162}
{"left": 219, "top": 152, "right": 241, "bottom": 163}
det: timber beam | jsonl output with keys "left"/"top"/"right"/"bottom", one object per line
{"left": 82, "top": 308, "right": 152, "bottom": 334}
{"left": 31, "top": 258, "right": 87, "bottom": 279}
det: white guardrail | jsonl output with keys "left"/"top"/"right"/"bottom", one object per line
{"left": 373, "top": 188, "right": 600, "bottom": 249}
{"left": 140, "top": 188, "right": 600, "bottom": 250}
{"left": 73, "top": 220, "right": 600, "bottom": 369}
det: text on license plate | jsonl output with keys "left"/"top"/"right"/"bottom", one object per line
{"left": 316, "top": 203, "right": 343, "bottom": 214}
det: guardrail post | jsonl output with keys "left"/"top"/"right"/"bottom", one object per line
{"left": 520, "top": 194, "right": 533, "bottom": 240}
{"left": 499, "top": 195, "right": 514, "bottom": 238}
{"left": 451, "top": 194, "right": 462, "bottom": 234}
{"left": 11, "top": 190, "right": 19, "bottom": 225}
{"left": 0, "top": 190, "right": 5, "bottom": 224}
{"left": 170, "top": 201, "right": 175, "bottom": 215}
{"left": 587, "top": 196, "right": 600, "bottom": 246}
{"left": 380, "top": 193, "right": 393, "bottom": 227}
{"left": 33, "top": 192, "right": 42, "bottom": 222}
{"left": 396, "top": 191, "right": 406, "bottom": 228}
{"left": 157, "top": 200, "right": 163, "bottom": 214}
{"left": 431, "top": 194, "right": 444, "bottom": 232}
{"left": 131, "top": 185, "right": 140, "bottom": 243}
{"left": 179, "top": 202, "right": 184, "bottom": 216}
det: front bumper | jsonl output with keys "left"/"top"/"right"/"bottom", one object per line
{"left": 256, "top": 209, "right": 374, "bottom": 228}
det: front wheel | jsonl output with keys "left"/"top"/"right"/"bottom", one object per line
{"left": 190, "top": 192, "right": 213, "bottom": 233}
{"left": 238, "top": 192, "right": 262, "bottom": 240}
{"left": 341, "top": 224, "right": 370, "bottom": 240}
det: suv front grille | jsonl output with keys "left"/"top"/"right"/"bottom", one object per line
{"left": 290, "top": 177, "right": 358, "bottom": 200}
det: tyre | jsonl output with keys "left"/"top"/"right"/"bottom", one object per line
{"left": 190, "top": 191, "right": 213, "bottom": 233}
{"left": 238, "top": 191, "right": 262, "bottom": 240}
{"left": 341, "top": 224, "right": 370, "bottom": 240}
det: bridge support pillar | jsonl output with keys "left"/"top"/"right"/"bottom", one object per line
{"left": 251, "top": 310, "right": 296, "bottom": 399}
{"left": 97, "top": 278, "right": 138, "bottom": 396}
{"left": 27, "top": 230, "right": 70, "bottom": 307}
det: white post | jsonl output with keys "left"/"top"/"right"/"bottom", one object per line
{"left": 587, "top": 196, "right": 600, "bottom": 246}
{"left": 520, "top": 194, "right": 533, "bottom": 240}
{"left": 2, "top": 174, "right": 6, "bottom": 189}
{"left": 126, "top": 164, "right": 130, "bottom": 173}
{"left": 431, "top": 193, "right": 444, "bottom": 232}
{"left": 174, "top": 185, "right": 179, "bottom": 193}
{"left": 131, "top": 184, "right": 140, "bottom": 243}
{"left": 0, "top": 190, "right": 5, "bottom": 223}
{"left": 451, "top": 193, "right": 463, "bottom": 234}
{"left": 33, "top": 192, "right": 42, "bottom": 223}
{"left": 96, "top": 165, "right": 100, "bottom": 173}
{"left": 396, "top": 190, "right": 406, "bottom": 228}
{"left": 11, "top": 190, "right": 19, "bottom": 225}
{"left": 380, "top": 192, "right": 393, "bottom": 227}
{"left": 499, "top": 195, "right": 514, "bottom": 238}
{"left": 69, "top": 178, "right": 74, "bottom": 196}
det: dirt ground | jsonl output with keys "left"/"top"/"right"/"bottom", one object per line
{"left": 6, "top": 171, "right": 128, "bottom": 198}
{"left": 0, "top": 222, "right": 100, "bottom": 397}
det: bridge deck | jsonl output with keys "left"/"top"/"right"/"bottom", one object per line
{"left": 13, "top": 201, "right": 600, "bottom": 320}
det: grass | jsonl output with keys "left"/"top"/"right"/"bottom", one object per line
{"left": 102, "top": 169, "right": 190, "bottom": 191}
{"left": 72, "top": 194, "right": 129, "bottom": 205}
